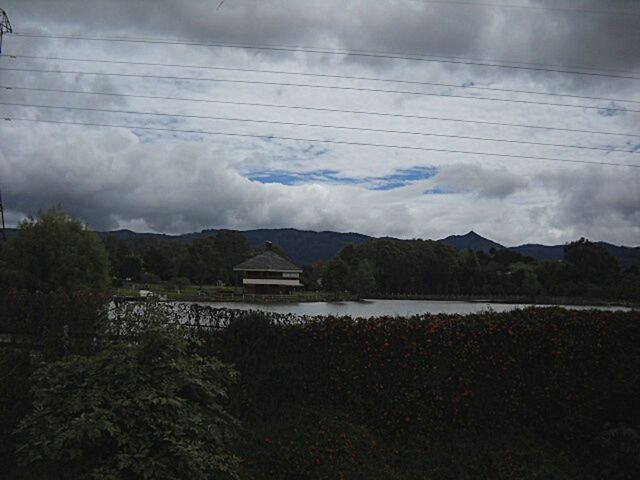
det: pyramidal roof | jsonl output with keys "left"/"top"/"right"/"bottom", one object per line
{"left": 233, "top": 250, "right": 302, "bottom": 272}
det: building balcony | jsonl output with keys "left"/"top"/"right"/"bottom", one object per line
{"left": 242, "top": 278, "right": 302, "bottom": 287}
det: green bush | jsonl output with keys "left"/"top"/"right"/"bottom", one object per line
{"left": 16, "top": 325, "right": 240, "bottom": 480}
{"left": 0, "top": 349, "right": 32, "bottom": 470}
{"left": 591, "top": 425, "right": 640, "bottom": 480}
{"left": 238, "top": 409, "right": 580, "bottom": 480}
{"left": 2, "top": 300, "right": 639, "bottom": 478}
{"left": 211, "top": 307, "right": 640, "bottom": 441}
{"left": 0, "top": 290, "right": 109, "bottom": 360}
{"left": 238, "top": 408, "right": 382, "bottom": 480}
{"left": 1, "top": 207, "right": 110, "bottom": 293}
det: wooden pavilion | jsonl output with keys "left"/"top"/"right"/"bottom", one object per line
{"left": 233, "top": 242, "right": 303, "bottom": 295}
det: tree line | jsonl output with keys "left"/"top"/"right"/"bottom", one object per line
{"left": 0, "top": 208, "right": 252, "bottom": 291}
{"left": 1, "top": 207, "right": 638, "bottom": 301}
{"left": 313, "top": 237, "right": 640, "bottom": 300}
{"left": 104, "top": 230, "right": 250, "bottom": 287}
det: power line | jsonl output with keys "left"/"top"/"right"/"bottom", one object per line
{"left": 3, "top": 66, "right": 637, "bottom": 114}
{"left": 3, "top": 116, "right": 639, "bottom": 169}
{"left": 5, "top": 53, "right": 639, "bottom": 105}
{"left": 3, "top": 100, "right": 637, "bottom": 155}
{"left": 12, "top": 31, "right": 637, "bottom": 77}
{"left": 11, "top": 32, "right": 640, "bottom": 81}
{"left": 406, "top": 0, "right": 640, "bottom": 17}
{"left": 4, "top": 84, "right": 639, "bottom": 139}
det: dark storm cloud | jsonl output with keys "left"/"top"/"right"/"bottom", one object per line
{"left": 4, "top": 0, "right": 639, "bottom": 105}
{"left": 6, "top": 1, "right": 639, "bottom": 73}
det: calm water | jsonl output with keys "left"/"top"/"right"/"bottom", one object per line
{"left": 194, "top": 299, "right": 631, "bottom": 317}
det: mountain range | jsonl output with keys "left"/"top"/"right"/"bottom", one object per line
{"left": 441, "top": 231, "right": 640, "bottom": 269}
{"left": 5, "top": 227, "right": 639, "bottom": 269}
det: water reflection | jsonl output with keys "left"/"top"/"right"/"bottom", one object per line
{"left": 189, "top": 299, "right": 631, "bottom": 318}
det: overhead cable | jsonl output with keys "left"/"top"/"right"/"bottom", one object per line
{"left": 2, "top": 100, "right": 637, "bottom": 155}
{"left": 3, "top": 116, "right": 639, "bottom": 169}
{"left": 2, "top": 66, "right": 637, "bottom": 113}
{"left": 3, "top": 84, "right": 638, "bottom": 138}
{"left": 406, "top": 0, "right": 640, "bottom": 17}
{"left": 4, "top": 53, "right": 639, "bottom": 105}
{"left": 11, "top": 32, "right": 640, "bottom": 81}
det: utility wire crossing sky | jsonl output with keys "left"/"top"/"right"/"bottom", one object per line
{"left": 0, "top": 0, "right": 638, "bottom": 246}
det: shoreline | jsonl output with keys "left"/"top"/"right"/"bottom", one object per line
{"left": 114, "top": 291, "right": 638, "bottom": 309}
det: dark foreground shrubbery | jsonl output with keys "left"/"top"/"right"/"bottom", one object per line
{"left": 208, "top": 307, "right": 640, "bottom": 479}
{"left": 16, "top": 327, "right": 239, "bottom": 480}
{"left": 212, "top": 308, "right": 639, "bottom": 436}
{"left": 1, "top": 294, "right": 240, "bottom": 480}
{"left": 1, "top": 291, "right": 639, "bottom": 479}
{"left": 0, "top": 289, "right": 109, "bottom": 360}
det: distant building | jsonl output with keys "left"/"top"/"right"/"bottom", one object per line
{"left": 233, "top": 242, "right": 303, "bottom": 295}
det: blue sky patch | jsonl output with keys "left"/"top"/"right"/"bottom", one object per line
{"left": 598, "top": 102, "right": 626, "bottom": 117}
{"left": 368, "top": 166, "right": 438, "bottom": 190}
{"left": 248, "top": 169, "right": 360, "bottom": 185}
{"left": 424, "top": 186, "right": 462, "bottom": 195}
{"left": 626, "top": 141, "right": 640, "bottom": 153}
{"left": 249, "top": 166, "right": 437, "bottom": 190}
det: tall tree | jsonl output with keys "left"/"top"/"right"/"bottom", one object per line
{"left": 1, "top": 207, "right": 109, "bottom": 292}
{"left": 564, "top": 238, "right": 619, "bottom": 283}
{"left": 142, "top": 240, "right": 181, "bottom": 281}
{"left": 104, "top": 236, "right": 131, "bottom": 278}
{"left": 179, "top": 236, "right": 221, "bottom": 284}
{"left": 215, "top": 231, "right": 250, "bottom": 285}
{"left": 322, "top": 257, "right": 350, "bottom": 292}
{"left": 348, "top": 259, "right": 376, "bottom": 297}
{"left": 120, "top": 255, "right": 143, "bottom": 281}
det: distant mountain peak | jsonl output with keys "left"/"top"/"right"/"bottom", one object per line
{"left": 89, "top": 226, "right": 639, "bottom": 268}
{"left": 440, "top": 231, "right": 505, "bottom": 253}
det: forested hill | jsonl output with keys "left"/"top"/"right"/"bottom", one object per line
{"left": 512, "top": 243, "right": 640, "bottom": 269}
{"left": 439, "top": 231, "right": 640, "bottom": 269}
{"left": 87, "top": 228, "right": 372, "bottom": 266}
{"left": 4, "top": 227, "right": 639, "bottom": 268}
{"left": 237, "top": 229, "right": 371, "bottom": 265}
{"left": 99, "top": 229, "right": 640, "bottom": 268}
{"left": 439, "top": 231, "right": 504, "bottom": 253}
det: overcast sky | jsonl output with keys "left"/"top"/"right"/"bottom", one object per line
{"left": 0, "top": 0, "right": 638, "bottom": 246}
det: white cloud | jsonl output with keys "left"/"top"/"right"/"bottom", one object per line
{"left": 0, "top": 0, "right": 639, "bottom": 247}
{"left": 432, "top": 163, "right": 529, "bottom": 198}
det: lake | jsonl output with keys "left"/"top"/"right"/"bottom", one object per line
{"left": 193, "top": 299, "right": 632, "bottom": 317}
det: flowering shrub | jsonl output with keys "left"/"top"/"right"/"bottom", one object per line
{"left": 211, "top": 307, "right": 640, "bottom": 442}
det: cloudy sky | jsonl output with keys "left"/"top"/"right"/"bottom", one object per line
{"left": 0, "top": 0, "right": 638, "bottom": 246}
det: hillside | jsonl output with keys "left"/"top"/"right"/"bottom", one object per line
{"left": 512, "top": 242, "right": 640, "bottom": 269}
{"left": 439, "top": 231, "right": 505, "bottom": 253}
{"left": 93, "top": 228, "right": 372, "bottom": 267}
{"left": 5, "top": 227, "right": 639, "bottom": 268}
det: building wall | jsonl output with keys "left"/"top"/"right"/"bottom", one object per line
{"left": 244, "top": 283, "right": 297, "bottom": 295}
{"left": 237, "top": 269, "right": 302, "bottom": 295}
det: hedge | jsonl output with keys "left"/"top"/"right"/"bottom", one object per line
{"left": 204, "top": 307, "right": 640, "bottom": 442}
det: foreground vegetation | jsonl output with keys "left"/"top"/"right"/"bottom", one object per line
{"left": 1, "top": 209, "right": 639, "bottom": 478}
{"left": 1, "top": 290, "right": 639, "bottom": 479}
